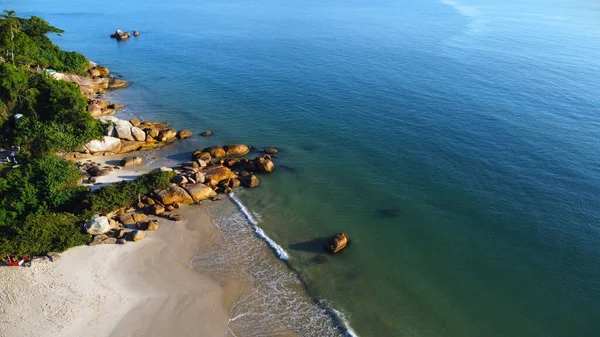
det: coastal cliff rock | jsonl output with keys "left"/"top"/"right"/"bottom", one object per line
{"left": 224, "top": 144, "right": 250, "bottom": 156}
{"left": 84, "top": 215, "right": 111, "bottom": 235}
{"left": 156, "top": 185, "right": 194, "bottom": 205}
{"left": 184, "top": 183, "right": 217, "bottom": 202}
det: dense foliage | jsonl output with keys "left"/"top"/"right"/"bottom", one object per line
{"left": 0, "top": 167, "right": 175, "bottom": 256}
{"left": 0, "top": 10, "right": 89, "bottom": 74}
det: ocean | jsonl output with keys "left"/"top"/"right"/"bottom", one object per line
{"left": 5, "top": 0, "right": 600, "bottom": 335}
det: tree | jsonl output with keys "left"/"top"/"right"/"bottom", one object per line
{"left": 0, "top": 10, "right": 19, "bottom": 64}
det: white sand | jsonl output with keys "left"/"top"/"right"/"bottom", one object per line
{"left": 0, "top": 208, "right": 232, "bottom": 337}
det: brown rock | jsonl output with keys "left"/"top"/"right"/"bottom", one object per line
{"left": 224, "top": 158, "right": 240, "bottom": 168}
{"left": 148, "top": 204, "right": 165, "bottom": 216}
{"left": 158, "top": 129, "right": 177, "bottom": 142}
{"left": 172, "top": 175, "right": 189, "bottom": 185}
{"left": 130, "top": 118, "right": 141, "bottom": 127}
{"left": 167, "top": 214, "right": 184, "bottom": 222}
{"left": 255, "top": 157, "right": 275, "bottom": 173}
{"left": 239, "top": 172, "right": 260, "bottom": 188}
{"left": 203, "top": 166, "right": 237, "bottom": 185}
{"left": 326, "top": 233, "right": 349, "bottom": 253}
{"left": 136, "top": 202, "right": 145, "bottom": 209}
{"left": 223, "top": 144, "right": 250, "bottom": 157}
{"left": 166, "top": 205, "right": 175, "bottom": 212}
{"left": 184, "top": 183, "right": 217, "bottom": 202}
{"left": 108, "top": 77, "right": 129, "bottom": 89}
{"left": 156, "top": 185, "right": 194, "bottom": 205}
{"left": 90, "top": 234, "right": 117, "bottom": 246}
{"left": 133, "top": 30, "right": 140, "bottom": 36}
{"left": 172, "top": 202, "right": 181, "bottom": 209}
{"left": 264, "top": 147, "right": 279, "bottom": 154}
{"left": 87, "top": 166, "right": 110, "bottom": 177}
{"left": 201, "top": 130, "right": 212, "bottom": 137}
{"left": 202, "top": 146, "right": 226, "bottom": 159}
{"left": 146, "top": 127, "right": 160, "bottom": 138}
{"left": 177, "top": 129, "right": 193, "bottom": 139}
{"left": 132, "top": 213, "right": 147, "bottom": 222}
{"left": 120, "top": 156, "right": 143, "bottom": 167}
{"left": 241, "top": 159, "right": 258, "bottom": 172}
{"left": 230, "top": 178, "right": 241, "bottom": 188}
{"left": 147, "top": 220, "right": 159, "bottom": 231}
{"left": 128, "top": 230, "right": 146, "bottom": 242}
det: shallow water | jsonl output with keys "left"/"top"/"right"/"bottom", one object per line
{"left": 6, "top": 0, "right": 600, "bottom": 335}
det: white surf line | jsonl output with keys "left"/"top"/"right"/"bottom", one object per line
{"left": 228, "top": 193, "right": 290, "bottom": 260}
{"left": 331, "top": 308, "right": 360, "bottom": 337}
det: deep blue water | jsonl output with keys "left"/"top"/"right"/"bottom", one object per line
{"left": 4, "top": 0, "right": 600, "bottom": 335}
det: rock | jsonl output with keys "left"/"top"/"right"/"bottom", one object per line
{"left": 90, "top": 234, "right": 117, "bottom": 246}
{"left": 198, "top": 152, "right": 212, "bottom": 161}
{"left": 194, "top": 172, "right": 205, "bottom": 183}
{"left": 239, "top": 172, "right": 260, "bottom": 188}
{"left": 196, "top": 159, "right": 207, "bottom": 168}
{"left": 118, "top": 213, "right": 145, "bottom": 226}
{"left": 127, "top": 230, "right": 146, "bottom": 242}
{"left": 202, "top": 146, "right": 226, "bottom": 159}
{"left": 203, "top": 166, "right": 237, "bottom": 185}
{"left": 133, "top": 30, "right": 140, "bottom": 36}
{"left": 146, "top": 220, "right": 159, "bottom": 231}
{"left": 146, "top": 127, "right": 160, "bottom": 138}
{"left": 172, "top": 202, "right": 180, "bottom": 209}
{"left": 224, "top": 158, "right": 240, "bottom": 168}
{"left": 255, "top": 157, "right": 275, "bottom": 173}
{"left": 85, "top": 136, "right": 122, "bottom": 153}
{"left": 131, "top": 127, "right": 146, "bottom": 141}
{"left": 177, "top": 129, "right": 193, "bottom": 139}
{"left": 156, "top": 185, "right": 193, "bottom": 205}
{"left": 84, "top": 214, "right": 111, "bottom": 235}
{"left": 136, "top": 202, "right": 145, "bottom": 209}
{"left": 116, "top": 238, "right": 127, "bottom": 245}
{"left": 47, "top": 252, "right": 61, "bottom": 262}
{"left": 201, "top": 130, "right": 212, "bottom": 137}
{"left": 165, "top": 205, "right": 175, "bottom": 211}
{"left": 326, "top": 233, "right": 349, "bottom": 253}
{"left": 184, "top": 183, "right": 217, "bottom": 202}
{"left": 158, "top": 129, "right": 177, "bottom": 142}
{"left": 264, "top": 147, "right": 279, "bottom": 154}
{"left": 108, "top": 218, "right": 119, "bottom": 229}
{"left": 129, "top": 118, "right": 141, "bottom": 127}
{"left": 89, "top": 68, "right": 101, "bottom": 77}
{"left": 157, "top": 167, "right": 173, "bottom": 172}
{"left": 148, "top": 204, "right": 165, "bottom": 216}
{"left": 167, "top": 214, "right": 184, "bottom": 222}
{"left": 87, "top": 166, "right": 110, "bottom": 177}
{"left": 223, "top": 144, "right": 250, "bottom": 157}
{"left": 229, "top": 178, "right": 241, "bottom": 188}
{"left": 114, "top": 228, "right": 128, "bottom": 239}
{"left": 172, "top": 175, "right": 188, "bottom": 185}
{"left": 119, "top": 140, "right": 145, "bottom": 153}
{"left": 120, "top": 156, "right": 143, "bottom": 167}
{"left": 132, "top": 213, "right": 147, "bottom": 222}
{"left": 113, "top": 119, "right": 136, "bottom": 140}
{"left": 96, "top": 66, "right": 110, "bottom": 77}
{"left": 108, "top": 77, "right": 129, "bottom": 88}
{"left": 241, "top": 159, "right": 258, "bottom": 172}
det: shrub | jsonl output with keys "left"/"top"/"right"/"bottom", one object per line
{"left": 0, "top": 212, "right": 90, "bottom": 256}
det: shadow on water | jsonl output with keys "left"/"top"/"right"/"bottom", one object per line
{"left": 289, "top": 236, "right": 331, "bottom": 253}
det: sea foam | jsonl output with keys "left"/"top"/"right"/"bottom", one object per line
{"left": 228, "top": 193, "right": 289, "bottom": 260}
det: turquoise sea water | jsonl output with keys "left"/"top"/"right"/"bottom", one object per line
{"left": 5, "top": 0, "right": 600, "bottom": 335}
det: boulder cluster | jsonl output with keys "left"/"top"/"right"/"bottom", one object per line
{"left": 109, "top": 29, "right": 139, "bottom": 41}
{"left": 87, "top": 98, "right": 124, "bottom": 117}
{"left": 82, "top": 145, "right": 278, "bottom": 246}
{"left": 50, "top": 64, "right": 129, "bottom": 96}
{"left": 65, "top": 116, "right": 193, "bottom": 160}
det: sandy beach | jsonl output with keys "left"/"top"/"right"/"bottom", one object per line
{"left": 0, "top": 206, "right": 233, "bottom": 337}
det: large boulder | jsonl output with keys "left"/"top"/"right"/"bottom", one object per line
{"left": 84, "top": 214, "right": 111, "bottom": 235}
{"left": 158, "top": 129, "right": 177, "bottom": 142}
{"left": 131, "top": 127, "right": 146, "bottom": 141}
{"left": 202, "top": 146, "right": 226, "bottom": 159}
{"left": 185, "top": 183, "right": 217, "bottom": 202}
{"left": 113, "top": 119, "right": 135, "bottom": 141}
{"left": 255, "top": 157, "right": 275, "bottom": 173}
{"left": 224, "top": 144, "right": 250, "bottom": 157}
{"left": 177, "top": 129, "right": 193, "bottom": 139}
{"left": 203, "top": 166, "right": 237, "bottom": 185}
{"left": 120, "top": 156, "right": 143, "bottom": 167}
{"left": 156, "top": 185, "right": 193, "bottom": 205}
{"left": 239, "top": 172, "right": 260, "bottom": 188}
{"left": 85, "top": 136, "right": 122, "bottom": 153}
{"left": 326, "top": 233, "right": 349, "bottom": 253}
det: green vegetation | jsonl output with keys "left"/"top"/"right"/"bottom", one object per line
{"left": 0, "top": 10, "right": 89, "bottom": 74}
{"left": 0, "top": 11, "right": 171, "bottom": 257}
